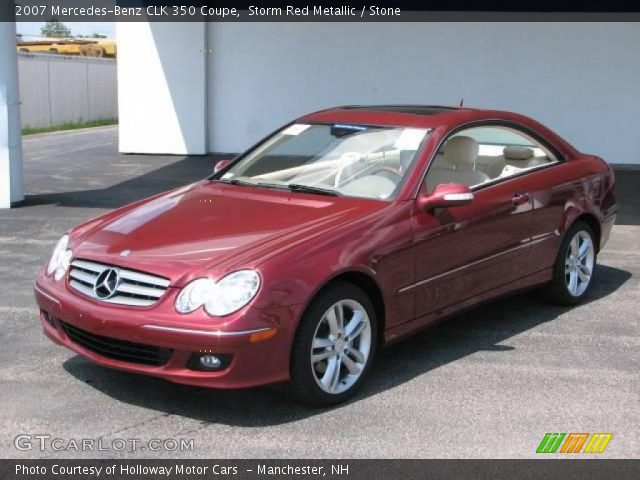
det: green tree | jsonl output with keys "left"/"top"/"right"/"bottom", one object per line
{"left": 40, "top": 21, "right": 71, "bottom": 38}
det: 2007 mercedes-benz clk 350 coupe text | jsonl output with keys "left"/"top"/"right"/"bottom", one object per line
{"left": 35, "top": 105, "right": 617, "bottom": 405}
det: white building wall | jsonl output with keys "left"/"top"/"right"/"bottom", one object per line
{"left": 117, "top": 22, "right": 207, "bottom": 155}
{"left": 207, "top": 23, "right": 640, "bottom": 165}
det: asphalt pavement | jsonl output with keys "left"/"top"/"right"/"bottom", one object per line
{"left": 1, "top": 126, "right": 638, "bottom": 458}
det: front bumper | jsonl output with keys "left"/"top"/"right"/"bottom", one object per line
{"left": 34, "top": 272, "right": 300, "bottom": 389}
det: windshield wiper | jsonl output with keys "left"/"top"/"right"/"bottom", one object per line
{"left": 228, "top": 178, "right": 255, "bottom": 186}
{"left": 218, "top": 178, "right": 340, "bottom": 197}
{"left": 285, "top": 184, "right": 341, "bottom": 197}
{"left": 216, "top": 178, "right": 259, "bottom": 187}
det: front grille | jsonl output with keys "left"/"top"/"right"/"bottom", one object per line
{"left": 60, "top": 320, "right": 173, "bottom": 366}
{"left": 69, "top": 259, "right": 170, "bottom": 307}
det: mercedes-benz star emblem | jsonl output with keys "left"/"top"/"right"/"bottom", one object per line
{"left": 94, "top": 268, "right": 120, "bottom": 299}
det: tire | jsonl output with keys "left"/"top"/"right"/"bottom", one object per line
{"left": 545, "top": 221, "right": 597, "bottom": 305}
{"left": 289, "top": 282, "right": 378, "bottom": 406}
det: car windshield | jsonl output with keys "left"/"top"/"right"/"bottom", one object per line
{"left": 218, "top": 123, "right": 430, "bottom": 200}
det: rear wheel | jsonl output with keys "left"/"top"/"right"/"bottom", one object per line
{"left": 545, "top": 221, "right": 597, "bottom": 305}
{"left": 290, "top": 282, "right": 377, "bottom": 406}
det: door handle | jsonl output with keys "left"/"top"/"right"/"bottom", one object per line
{"left": 512, "top": 192, "right": 530, "bottom": 206}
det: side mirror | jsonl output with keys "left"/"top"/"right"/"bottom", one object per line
{"left": 417, "top": 183, "right": 474, "bottom": 211}
{"left": 214, "top": 159, "right": 231, "bottom": 174}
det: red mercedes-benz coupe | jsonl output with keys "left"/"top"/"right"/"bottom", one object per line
{"left": 35, "top": 105, "right": 617, "bottom": 405}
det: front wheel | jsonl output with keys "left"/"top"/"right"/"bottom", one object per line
{"left": 289, "top": 282, "right": 377, "bottom": 406}
{"left": 545, "top": 221, "right": 597, "bottom": 305}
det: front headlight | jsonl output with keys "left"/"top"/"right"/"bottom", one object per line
{"left": 205, "top": 270, "right": 261, "bottom": 316}
{"left": 175, "top": 270, "right": 261, "bottom": 317}
{"left": 175, "top": 278, "right": 216, "bottom": 314}
{"left": 47, "top": 234, "right": 72, "bottom": 281}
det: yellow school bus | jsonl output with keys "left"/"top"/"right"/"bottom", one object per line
{"left": 17, "top": 39, "right": 117, "bottom": 58}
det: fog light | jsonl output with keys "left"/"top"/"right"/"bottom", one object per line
{"left": 187, "top": 352, "right": 232, "bottom": 372}
{"left": 200, "top": 355, "right": 221, "bottom": 369}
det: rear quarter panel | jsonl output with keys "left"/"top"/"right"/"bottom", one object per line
{"left": 527, "top": 154, "right": 615, "bottom": 270}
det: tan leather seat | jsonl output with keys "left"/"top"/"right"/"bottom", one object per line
{"left": 498, "top": 146, "right": 550, "bottom": 178}
{"left": 476, "top": 154, "right": 505, "bottom": 178}
{"left": 504, "top": 145, "right": 534, "bottom": 166}
{"left": 426, "top": 136, "right": 490, "bottom": 191}
{"left": 503, "top": 146, "right": 548, "bottom": 168}
{"left": 340, "top": 175, "right": 397, "bottom": 199}
{"left": 431, "top": 152, "right": 449, "bottom": 170}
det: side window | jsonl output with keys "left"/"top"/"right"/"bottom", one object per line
{"left": 425, "top": 125, "right": 558, "bottom": 191}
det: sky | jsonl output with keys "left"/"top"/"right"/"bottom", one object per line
{"left": 16, "top": 22, "right": 116, "bottom": 39}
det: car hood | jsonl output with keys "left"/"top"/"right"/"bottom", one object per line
{"left": 71, "top": 181, "right": 387, "bottom": 286}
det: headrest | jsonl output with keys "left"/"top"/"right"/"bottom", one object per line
{"left": 444, "top": 136, "right": 479, "bottom": 169}
{"left": 504, "top": 146, "right": 534, "bottom": 160}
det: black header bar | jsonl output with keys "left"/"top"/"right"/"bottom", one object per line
{"left": 8, "top": 0, "right": 640, "bottom": 22}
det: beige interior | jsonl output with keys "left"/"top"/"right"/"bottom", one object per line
{"left": 426, "top": 132, "right": 556, "bottom": 191}
{"left": 250, "top": 127, "right": 558, "bottom": 198}
{"left": 426, "top": 137, "right": 490, "bottom": 191}
{"left": 253, "top": 149, "right": 416, "bottom": 199}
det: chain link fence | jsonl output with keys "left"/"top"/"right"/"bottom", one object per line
{"left": 17, "top": 53, "right": 117, "bottom": 129}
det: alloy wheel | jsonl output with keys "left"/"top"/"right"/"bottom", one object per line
{"left": 564, "top": 230, "right": 595, "bottom": 297}
{"left": 310, "top": 299, "right": 372, "bottom": 395}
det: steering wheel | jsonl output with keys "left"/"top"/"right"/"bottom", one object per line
{"left": 369, "top": 166, "right": 403, "bottom": 181}
{"left": 334, "top": 152, "right": 363, "bottom": 187}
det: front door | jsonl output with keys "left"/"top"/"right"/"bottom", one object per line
{"left": 411, "top": 176, "right": 534, "bottom": 320}
{"left": 407, "top": 124, "right": 554, "bottom": 321}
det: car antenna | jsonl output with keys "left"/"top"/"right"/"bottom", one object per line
{"left": 459, "top": 98, "right": 464, "bottom": 107}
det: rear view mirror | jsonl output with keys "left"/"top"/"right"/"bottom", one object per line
{"left": 417, "top": 183, "right": 474, "bottom": 211}
{"left": 214, "top": 159, "right": 231, "bottom": 174}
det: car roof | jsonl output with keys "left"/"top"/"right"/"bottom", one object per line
{"left": 299, "top": 104, "right": 519, "bottom": 129}
{"left": 337, "top": 104, "right": 468, "bottom": 115}
{"left": 298, "top": 105, "right": 578, "bottom": 157}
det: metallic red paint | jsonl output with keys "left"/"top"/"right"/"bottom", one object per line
{"left": 35, "top": 106, "right": 617, "bottom": 389}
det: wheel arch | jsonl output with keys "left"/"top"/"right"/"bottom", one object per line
{"left": 302, "top": 269, "right": 386, "bottom": 347}
{"left": 568, "top": 212, "right": 602, "bottom": 253}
